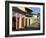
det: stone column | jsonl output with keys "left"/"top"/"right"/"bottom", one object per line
{"left": 19, "top": 16, "right": 22, "bottom": 29}
{"left": 27, "top": 18, "right": 29, "bottom": 27}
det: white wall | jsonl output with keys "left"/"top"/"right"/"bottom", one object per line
{"left": 0, "top": 0, "right": 46, "bottom": 38}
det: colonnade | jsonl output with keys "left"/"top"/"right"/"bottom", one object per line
{"left": 15, "top": 15, "right": 32, "bottom": 29}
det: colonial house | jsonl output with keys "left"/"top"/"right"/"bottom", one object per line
{"left": 12, "top": 7, "right": 40, "bottom": 31}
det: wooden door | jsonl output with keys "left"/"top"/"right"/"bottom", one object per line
{"left": 12, "top": 17, "right": 16, "bottom": 31}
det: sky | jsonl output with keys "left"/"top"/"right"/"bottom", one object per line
{"left": 31, "top": 7, "right": 40, "bottom": 14}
